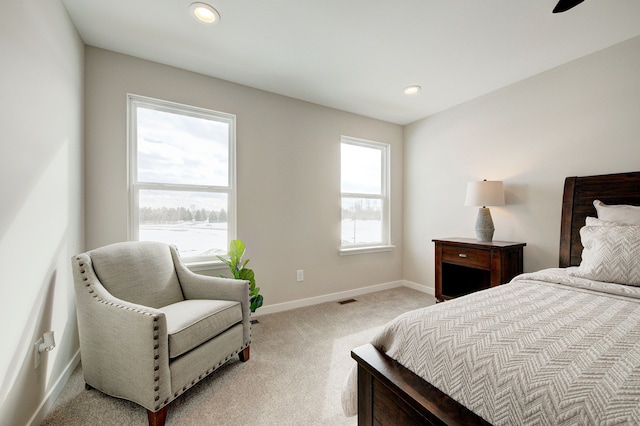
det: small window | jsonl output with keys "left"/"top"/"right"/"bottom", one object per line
{"left": 128, "top": 94, "right": 236, "bottom": 264}
{"left": 340, "top": 136, "right": 391, "bottom": 252}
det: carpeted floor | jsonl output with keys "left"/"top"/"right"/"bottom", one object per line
{"left": 42, "top": 287, "right": 434, "bottom": 425}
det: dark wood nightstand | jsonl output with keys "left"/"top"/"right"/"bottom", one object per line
{"left": 433, "top": 238, "right": 526, "bottom": 302}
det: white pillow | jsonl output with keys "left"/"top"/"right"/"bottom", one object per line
{"left": 585, "top": 216, "right": 618, "bottom": 227}
{"left": 569, "top": 225, "right": 640, "bottom": 286}
{"left": 593, "top": 200, "right": 640, "bottom": 225}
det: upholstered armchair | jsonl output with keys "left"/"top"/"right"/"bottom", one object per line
{"left": 71, "top": 241, "right": 251, "bottom": 426}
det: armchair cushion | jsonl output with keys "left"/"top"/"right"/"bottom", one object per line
{"left": 162, "top": 299, "right": 243, "bottom": 359}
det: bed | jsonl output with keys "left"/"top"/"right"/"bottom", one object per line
{"left": 343, "top": 171, "right": 640, "bottom": 425}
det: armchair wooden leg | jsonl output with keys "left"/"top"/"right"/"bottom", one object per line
{"left": 147, "top": 406, "right": 168, "bottom": 426}
{"left": 239, "top": 346, "right": 250, "bottom": 362}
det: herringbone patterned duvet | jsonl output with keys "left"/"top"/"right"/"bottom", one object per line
{"left": 343, "top": 269, "right": 640, "bottom": 424}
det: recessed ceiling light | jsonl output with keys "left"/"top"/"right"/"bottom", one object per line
{"left": 190, "top": 2, "right": 220, "bottom": 24}
{"left": 404, "top": 85, "right": 421, "bottom": 95}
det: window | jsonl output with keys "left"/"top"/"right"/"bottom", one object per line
{"left": 128, "top": 94, "right": 236, "bottom": 264}
{"left": 340, "top": 136, "right": 391, "bottom": 252}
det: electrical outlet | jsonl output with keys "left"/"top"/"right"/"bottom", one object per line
{"left": 296, "top": 269, "right": 304, "bottom": 282}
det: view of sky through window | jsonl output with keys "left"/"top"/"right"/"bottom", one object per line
{"left": 137, "top": 107, "right": 229, "bottom": 188}
{"left": 341, "top": 143, "right": 382, "bottom": 194}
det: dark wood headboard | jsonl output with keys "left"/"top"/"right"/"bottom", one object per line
{"left": 559, "top": 171, "right": 640, "bottom": 267}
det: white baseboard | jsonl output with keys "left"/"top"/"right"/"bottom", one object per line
{"left": 253, "top": 280, "right": 434, "bottom": 317}
{"left": 403, "top": 280, "right": 434, "bottom": 295}
{"left": 28, "top": 349, "right": 81, "bottom": 426}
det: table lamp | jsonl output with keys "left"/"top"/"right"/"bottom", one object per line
{"left": 465, "top": 180, "right": 504, "bottom": 242}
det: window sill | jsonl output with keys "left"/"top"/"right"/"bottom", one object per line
{"left": 186, "top": 260, "right": 228, "bottom": 273}
{"left": 339, "top": 245, "right": 396, "bottom": 256}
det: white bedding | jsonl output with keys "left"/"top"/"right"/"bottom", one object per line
{"left": 342, "top": 268, "right": 640, "bottom": 424}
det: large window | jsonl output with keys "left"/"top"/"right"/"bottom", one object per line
{"left": 128, "top": 94, "right": 236, "bottom": 264}
{"left": 340, "top": 136, "right": 391, "bottom": 252}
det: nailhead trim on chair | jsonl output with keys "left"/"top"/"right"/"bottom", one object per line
{"left": 169, "top": 343, "right": 252, "bottom": 401}
{"left": 152, "top": 316, "right": 161, "bottom": 410}
{"left": 76, "top": 255, "right": 166, "bottom": 412}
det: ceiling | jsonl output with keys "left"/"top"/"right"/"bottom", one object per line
{"left": 61, "top": 0, "right": 640, "bottom": 125}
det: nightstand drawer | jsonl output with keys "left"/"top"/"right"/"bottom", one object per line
{"left": 441, "top": 246, "right": 490, "bottom": 269}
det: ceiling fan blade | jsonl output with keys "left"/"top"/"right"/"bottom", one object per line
{"left": 553, "top": 0, "right": 585, "bottom": 13}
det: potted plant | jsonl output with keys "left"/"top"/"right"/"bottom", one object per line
{"left": 217, "top": 239, "right": 263, "bottom": 313}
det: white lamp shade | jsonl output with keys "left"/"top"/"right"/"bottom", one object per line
{"left": 465, "top": 181, "right": 505, "bottom": 207}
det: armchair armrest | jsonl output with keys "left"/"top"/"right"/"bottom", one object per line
{"left": 71, "top": 254, "right": 172, "bottom": 412}
{"left": 179, "top": 269, "right": 250, "bottom": 302}
{"left": 170, "top": 247, "right": 251, "bottom": 345}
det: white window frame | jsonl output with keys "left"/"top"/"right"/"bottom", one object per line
{"left": 340, "top": 136, "right": 394, "bottom": 255}
{"left": 127, "top": 94, "right": 236, "bottom": 267}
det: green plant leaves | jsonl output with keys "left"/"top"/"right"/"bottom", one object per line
{"left": 228, "top": 239, "right": 245, "bottom": 264}
{"left": 218, "top": 239, "right": 263, "bottom": 313}
{"left": 238, "top": 267, "right": 255, "bottom": 286}
{"left": 250, "top": 294, "right": 264, "bottom": 312}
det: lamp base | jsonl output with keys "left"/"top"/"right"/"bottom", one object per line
{"left": 475, "top": 207, "right": 495, "bottom": 242}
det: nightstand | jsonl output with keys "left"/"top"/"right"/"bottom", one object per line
{"left": 433, "top": 238, "right": 526, "bottom": 302}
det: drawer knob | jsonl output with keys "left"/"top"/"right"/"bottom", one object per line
{"left": 458, "top": 253, "right": 468, "bottom": 258}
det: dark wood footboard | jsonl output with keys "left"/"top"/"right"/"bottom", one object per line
{"left": 351, "top": 344, "right": 490, "bottom": 426}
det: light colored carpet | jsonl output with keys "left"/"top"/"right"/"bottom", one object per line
{"left": 42, "top": 287, "right": 434, "bottom": 425}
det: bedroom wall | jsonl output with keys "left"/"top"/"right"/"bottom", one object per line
{"left": 0, "top": 0, "right": 84, "bottom": 425}
{"left": 84, "top": 47, "right": 404, "bottom": 311}
{"left": 403, "top": 35, "right": 640, "bottom": 290}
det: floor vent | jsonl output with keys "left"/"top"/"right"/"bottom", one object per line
{"left": 250, "top": 319, "right": 259, "bottom": 324}
{"left": 338, "top": 298, "right": 357, "bottom": 305}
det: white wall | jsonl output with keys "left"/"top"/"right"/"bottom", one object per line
{"left": 84, "top": 47, "right": 404, "bottom": 309}
{"left": 0, "top": 0, "right": 84, "bottom": 424}
{"left": 404, "top": 35, "right": 640, "bottom": 290}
